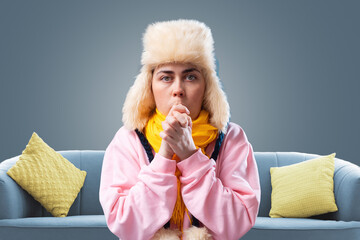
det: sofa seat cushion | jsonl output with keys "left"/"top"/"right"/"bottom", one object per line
{"left": 0, "top": 215, "right": 117, "bottom": 240}
{"left": 242, "top": 217, "right": 360, "bottom": 240}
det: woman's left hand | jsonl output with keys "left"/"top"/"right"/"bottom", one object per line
{"left": 159, "top": 104, "right": 198, "bottom": 160}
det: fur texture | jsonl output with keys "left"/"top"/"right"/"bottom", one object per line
{"left": 183, "top": 226, "right": 212, "bottom": 240}
{"left": 122, "top": 19, "right": 230, "bottom": 133}
{"left": 151, "top": 227, "right": 212, "bottom": 240}
{"left": 151, "top": 228, "right": 181, "bottom": 240}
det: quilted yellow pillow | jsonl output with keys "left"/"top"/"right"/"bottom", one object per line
{"left": 269, "top": 153, "right": 338, "bottom": 218}
{"left": 7, "top": 132, "right": 87, "bottom": 217}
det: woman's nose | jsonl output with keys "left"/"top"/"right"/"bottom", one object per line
{"left": 173, "top": 89, "right": 184, "bottom": 97}
{"left": 172, "top": 79, "right": 184, "bottom": 97}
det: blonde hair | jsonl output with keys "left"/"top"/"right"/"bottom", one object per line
{"left": 122, "top": 19, "right": 230, "bottom": 133}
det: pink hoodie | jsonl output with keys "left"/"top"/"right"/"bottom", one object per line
{"left": 99, "top": 122, "right": 260, "bottom": 240}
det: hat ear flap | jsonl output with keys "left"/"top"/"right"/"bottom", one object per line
{"left": 122, "top": 66, "right": 155, "bottom": 131}
{"left": 202, "top": 69, "right": 230, "bottom": 133}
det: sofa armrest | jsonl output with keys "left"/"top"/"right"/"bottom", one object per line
{"left": 0, "top": 156, "right": 41, "bottom": 219}
{"left": 334, "top": 158, "right": 360, "bottom": 221}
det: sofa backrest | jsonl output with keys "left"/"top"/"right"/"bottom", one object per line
{"left": 36, "top": 151, "right": 341, "bottom": 217}
{"left": 59, "top": 150, "right": 105, "bottom": 216}
{"left": 0, "top": 150, "right": 106, "bottom": 218}
{"left": 254, "top": 152, "right": 346, "bottom": 220}
{"left": 66, "top": 151, "right": 332, "bottom": 218}
{"left": 254, "top": 152, "right": 320, "bottom": 217}
{"left": 1, "top": 150, "right": 344, "bottom": 219}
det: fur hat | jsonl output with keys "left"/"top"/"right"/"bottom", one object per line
{"left": 122, "top": 19, "right": 230, "bottom": 133}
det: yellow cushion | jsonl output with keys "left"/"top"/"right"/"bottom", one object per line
{"left": 269, "top": 153, "right": 338, "bottom": 218}
{"left": 7, "top": 132, "right": 87, "bottom": 217}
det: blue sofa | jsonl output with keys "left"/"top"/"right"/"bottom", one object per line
{"left": 0, "top": 150, "right": 360, "bottom": 240}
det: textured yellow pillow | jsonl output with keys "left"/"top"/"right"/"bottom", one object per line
{"left": 269, "top": 153, "right": 338, "bottom": 218}
{"left": 7, "top": 132, "right": 87, "bottom": 217}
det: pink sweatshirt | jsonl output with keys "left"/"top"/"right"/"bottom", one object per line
{"left": 99, "top": 122, "right": 260, "bottom": 240}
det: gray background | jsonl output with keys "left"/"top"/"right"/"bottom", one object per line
{"left": 1, "top": 0, "right": 359, "bottom": 165}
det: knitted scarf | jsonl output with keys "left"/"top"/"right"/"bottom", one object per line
{"left": 145, "top": 109, "right": 218, "bottom": 233}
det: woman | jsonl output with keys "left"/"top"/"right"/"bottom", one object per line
{"left": 100, "top": 19, "right": 260, "bottom": 240}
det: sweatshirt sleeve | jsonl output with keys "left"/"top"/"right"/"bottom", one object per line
{"left": 99, "top": 127, "right": 178, "bottom": 240}
{"left": 177, "top": 123, "right": 261, "bottom": 240}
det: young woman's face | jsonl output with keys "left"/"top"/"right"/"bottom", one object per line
{"left": 152, "top": 63, "right": 206, "bottom": 119}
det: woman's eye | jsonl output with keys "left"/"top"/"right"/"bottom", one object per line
{"left": 160, "top": 76, "right": 171, "bottom": 82}
{"left": 186, "top": 75, "right": 196, "bottom": 81}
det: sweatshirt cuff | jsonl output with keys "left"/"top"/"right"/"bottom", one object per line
{"left": 177, "top": 149, "right": 213, "bottom": 178}
{"left": 149, "top": 153, "right": 177, "bottom": 174}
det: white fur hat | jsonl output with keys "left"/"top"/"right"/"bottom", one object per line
{"left": 122, "top": 19, "right": 230, "bottom": 132}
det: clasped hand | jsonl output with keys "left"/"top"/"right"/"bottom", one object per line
{"left": 158, "top": 104, "right": 197, "bottom": 160}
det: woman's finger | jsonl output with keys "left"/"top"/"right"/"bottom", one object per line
{"left": 168, "top": 104, "right": 190, "bottom": 117}
{"left": 164, "top": 115, "right": 181, "bottom": 132}
{"left": 186, "top": 114, "right": 192, "bottom": 128}
{"left": 173, "top": 111, "right": 188, "bottom": 127}
{"left": 162, "top": 125, "right": 197, "bottom": 160}
{"left": 162, "top": 119, "right": 186, "bottom": 141}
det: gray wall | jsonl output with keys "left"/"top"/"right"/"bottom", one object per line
{"left": 1, "top": 0, "right": 359, "bottom": 165}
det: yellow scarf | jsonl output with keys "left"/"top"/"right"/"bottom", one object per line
{"left": 145, "top": 109, "right": 218, "bottom": 233}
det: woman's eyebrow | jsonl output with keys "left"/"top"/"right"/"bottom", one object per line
{"left": 156, "top": 70, "right": 173, "bottom": 75}
{"left": 182, "top": 68, "right": 200, "bottom": 74}
{"left": 155, "top": 68, "right": 200, "bottom": 75}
